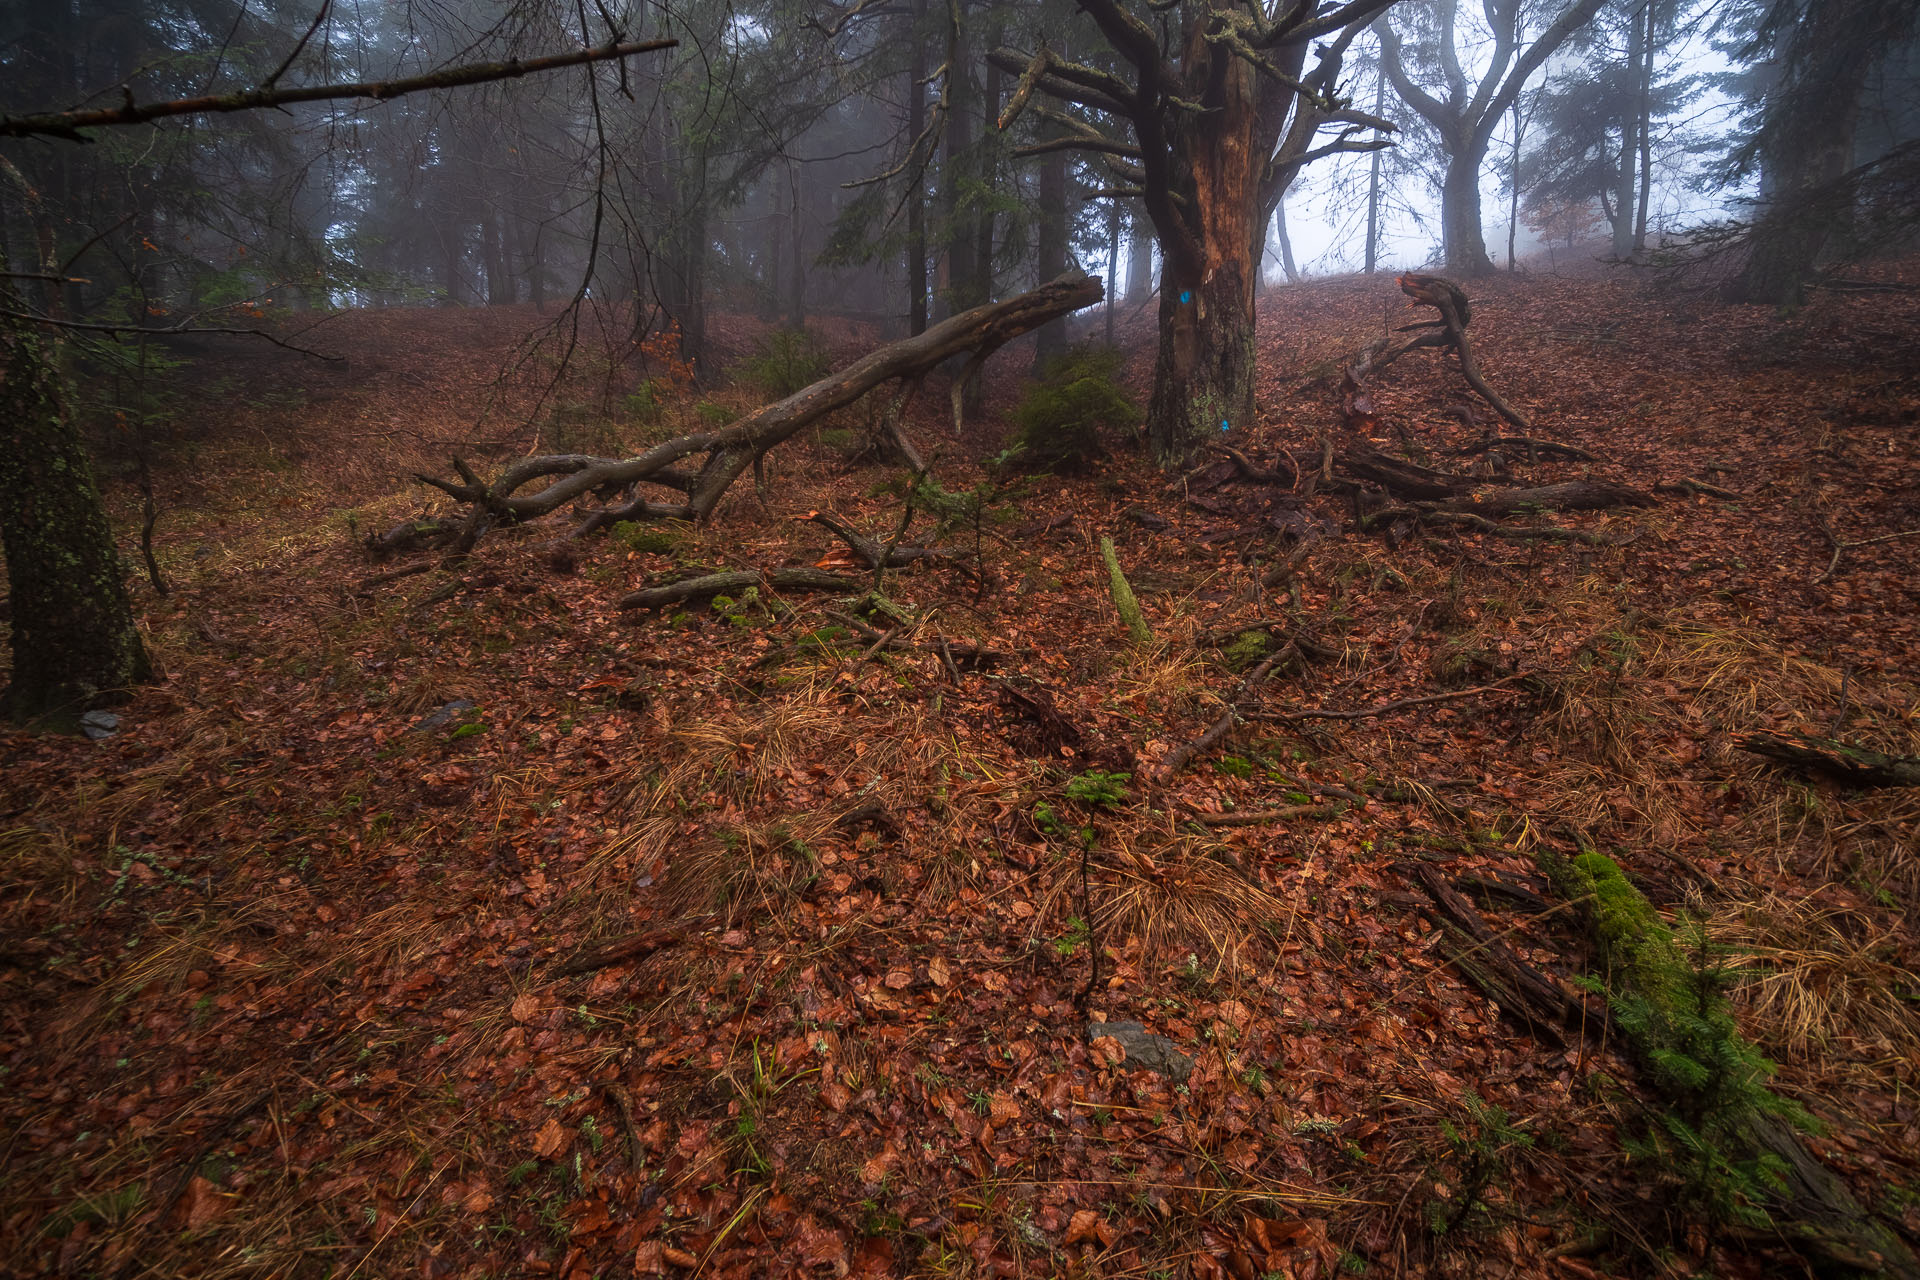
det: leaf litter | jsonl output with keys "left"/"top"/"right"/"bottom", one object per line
{"left": 3, "top": 266, "right": 1918, "bottom": 1279}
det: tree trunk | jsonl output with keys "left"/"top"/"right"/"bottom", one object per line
{"left": 906, "top": 0, "right": 929, "bottom": 335}
{"left": 1612, "top": 7, "right": 1642, "bottom": 260}
{"left": 0, "top": 289, "right": 153, "bottom": 726}
{"left": 1150, "top": 256, "right": 1256, "bottom": 459}
{"left": 1103, "top": 197, "right": 1120, "bottom": 346}
{"left": 1441, "top": 135, "right": 1495, "bottom": 275}
{"left": 787, "top": 162, "right": 806, "bottom": 328}
{"left": 1366, "top": 66, "right": 1385, "bottom": 274}
{"left": 1633, "top": 0, "right": 1654, "bottom": 252}
{"left": 941, "top": 2, "right": 976, "bottom": 318}
{"left": 1125, "top": 209, "right": 1154, "bottom": 300}
{"left": 1509, "top": 97, "right": 1525, "bottom": 270}
{"left": 1034, "top": 151, "right": 1069, "bottom": 370}
{"left": 1273, "top": 197, "right": 1301, "bottom": 283}
{"left": 1145, "top": 46, "right": 1262, "bottom": 459}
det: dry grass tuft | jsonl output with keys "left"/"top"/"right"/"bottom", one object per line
{"left": 1706, "top": 892, "right": 1920, "bottom": 1091}
{"left": 1092, "top": 837, "right": 1290, "bottom": 970}
{"left": 659, "top": 816, "right": 834, "bottom": 926}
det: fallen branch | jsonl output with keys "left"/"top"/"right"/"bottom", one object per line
{"left": 1267, "top": 673, "right": 1533, "bottom": 722}
{"left": 391, "top": 274, "right": 1102, "bottom": 552}
{"left": 1401, "top": 859, "right": 1585, "bottom": 1047}
{"left": 619, "top": 568, "right": 860, "bottom": 612}
{"left": 1151, "top": 650, "right": 1287, "bottom": 784}
{"left": 1655, "top": 477, "right": 1739, "bottom": 501}
{"left": 1189, "top": 803, "right": 1335, "bottom": 827}
{"left": 1813, "top": 520, "right": 1920, "bottom": 583}
{"left": 799, "top": 509, "right": 957, "bottom": 570}
{"left": 1452, "top": 436, "right": 1597, "bottom": 463}
{"left": 1737, "top": 730, "right": 1920, "bottom": 788}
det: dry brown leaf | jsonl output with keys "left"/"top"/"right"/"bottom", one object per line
{"left": 533, "top": 1116, "right": 568, "bottom": 1159}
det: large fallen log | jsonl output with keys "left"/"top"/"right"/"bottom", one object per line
{"left": 383, "top": 274, "right": 1103, "bottom": 554}
{"left": 1550, "top": 851, "right": 1919, "bottom": 1279}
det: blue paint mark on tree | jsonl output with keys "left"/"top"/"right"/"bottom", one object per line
{"left": 1179, "top": 290, "right": 1192, "bottom": 305}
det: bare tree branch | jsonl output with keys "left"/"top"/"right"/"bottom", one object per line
{"left": 0, "top": 37, "right": 677, "bottom": 140}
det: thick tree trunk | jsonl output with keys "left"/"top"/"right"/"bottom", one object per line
{"left": 1145, "top": 52, "right": 1262, "bottom": 459}
{"left": 1441, "top": 138, "right": 1495, "bottom": 275}
{"left": 1150, "top": 255, "right": 1256, "bottom": 460}
{"left": 0, "top": 294, "right": 153, "bottom": 726}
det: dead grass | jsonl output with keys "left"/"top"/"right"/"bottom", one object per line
{"left": 1706, "top": 891, "right": 1920, "bottom": 1091}
{"left": 1090, "top": 835, "right": 1291, "bottom": 971}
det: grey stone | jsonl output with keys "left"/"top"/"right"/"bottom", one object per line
{"left": 1085, "top": 1020, "right": 1193, "bottom": 1083}
{"left": 80, "top": 710, "right": 120, "bottom": 740}
{"left": 415, "top": 699, "right": 476, "bottom": 732}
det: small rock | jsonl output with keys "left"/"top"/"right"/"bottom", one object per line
{"left": 1085, "top": 1020, "right": 1193, "bottom": 1083}
{"left": 415, "top": 699, "right": 476, "bottom": 732}
{"left": 80, "top": 710, "right": 120, "bottom": 740}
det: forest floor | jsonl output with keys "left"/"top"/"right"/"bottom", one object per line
{"left": 3, "top": 261, "right": 1919, "bottom": 1280}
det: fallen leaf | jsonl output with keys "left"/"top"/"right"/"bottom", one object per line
{"left": 534, "top": 1116, "right": 568, "bottom": 1158}
{"left": 511, "top": 992, "right": 540, "bottom": 1023}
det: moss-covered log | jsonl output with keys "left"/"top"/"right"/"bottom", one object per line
{"left": 0, "top": 286, "right": 153, "bottom": 727}
{"left": 1551, "top": 851, "right": 1918, "bottom": 1278}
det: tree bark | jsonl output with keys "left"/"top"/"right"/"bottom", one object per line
{"left": 0, "top": 285, "right": 153, "bottom": 726}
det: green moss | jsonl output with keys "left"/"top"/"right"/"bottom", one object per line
{"left": 609, "top": 522, "right": 679, "bottom": 555}
{"left": 1221, "top": 629, "right": 1274, "bottom": 672}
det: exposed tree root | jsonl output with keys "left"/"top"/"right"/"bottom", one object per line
{"left": 1374, "top": 273, "right": 1533, "bottom": 431}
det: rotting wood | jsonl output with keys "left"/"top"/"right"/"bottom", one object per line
{"left": 386, "top": 274, "right": 1102, "bottom": 553}
{"left": 1401, "top": 859, "right": 1586, "bottom": 1048}
{"left": 1737, "top": 730, "right": 1920, "bottom": 788}
{"left": 1549, "top": 852, "right": 1920, "bottom": 1280}
{"left": 1189, "top": 803, "right": 1335, "bottom": 827}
